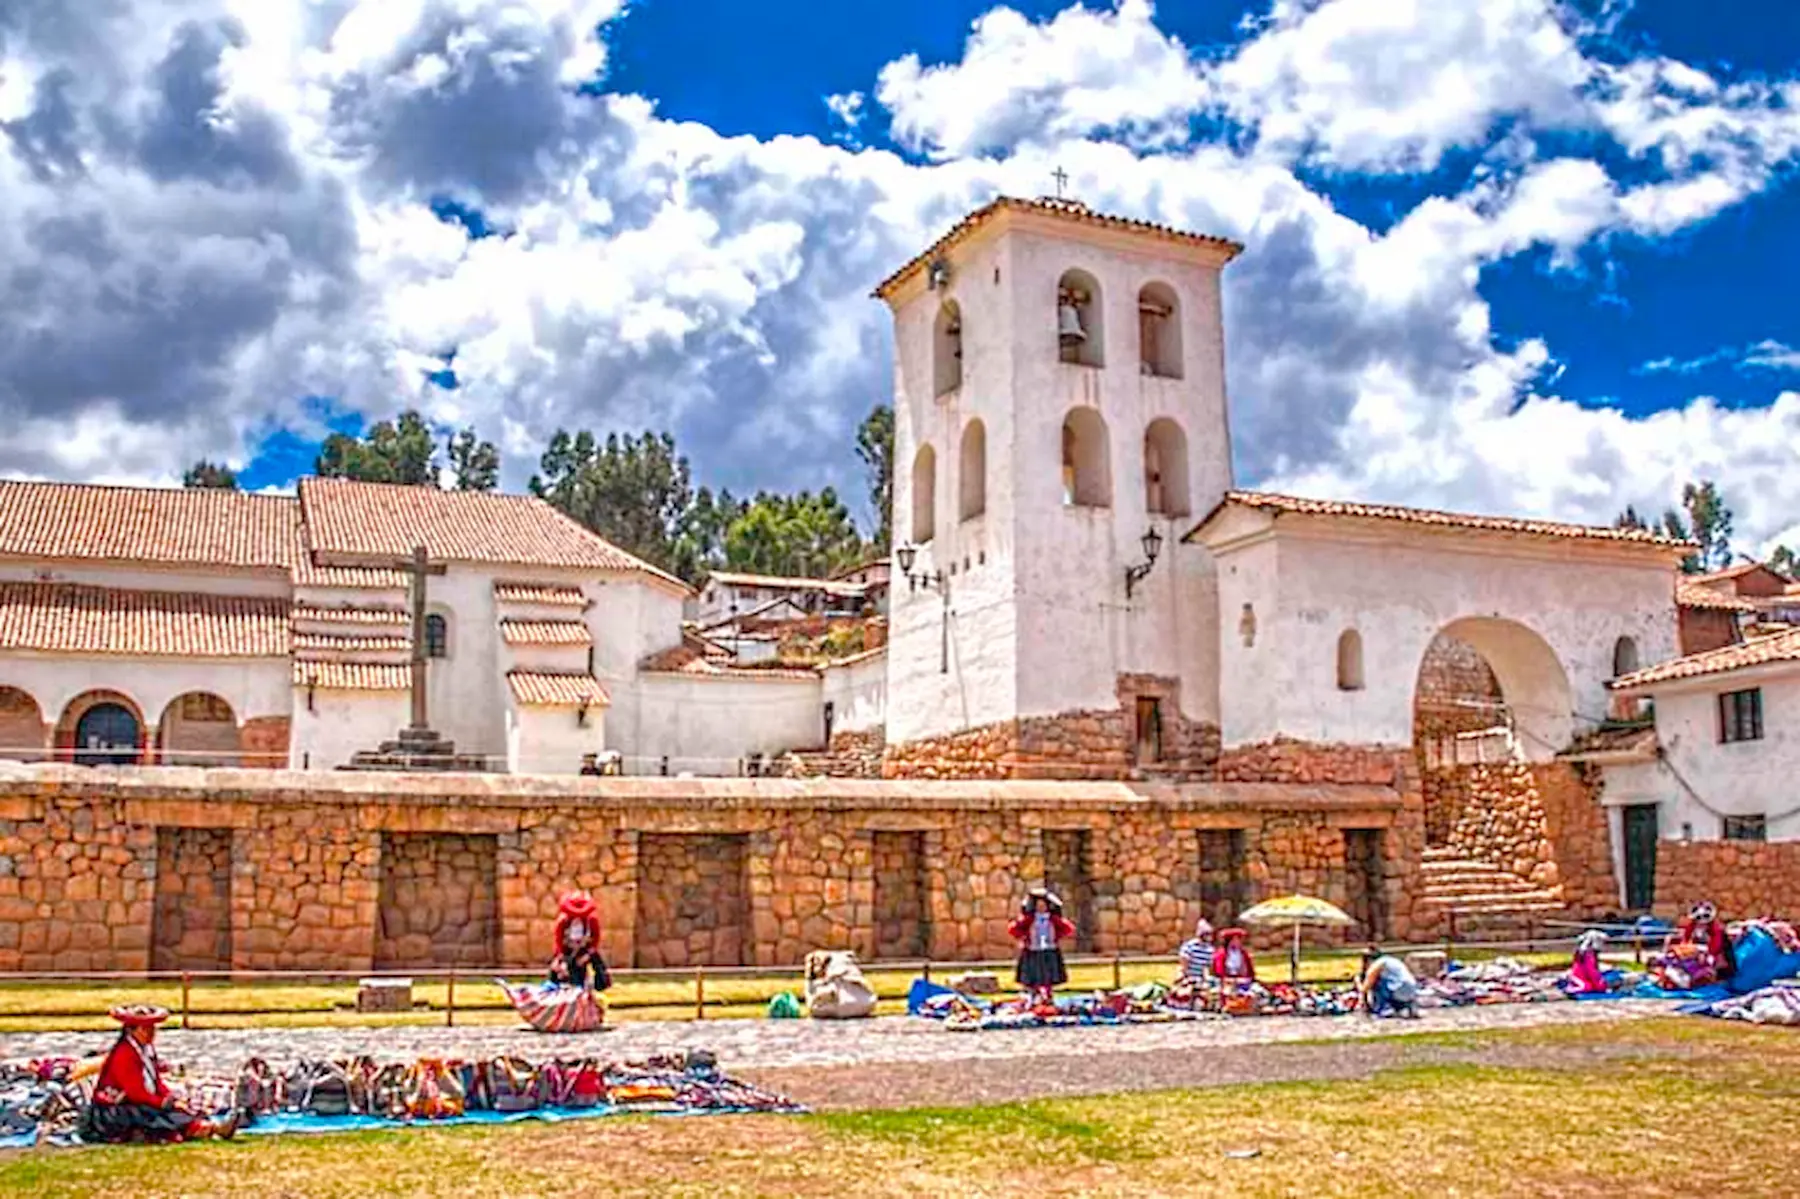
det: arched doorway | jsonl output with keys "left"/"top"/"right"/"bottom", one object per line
{"left": 1411, "top": 619, "right": 1572, "bottom": 903}
{"left": 0, "top": 687, "right": 48, "bottom": 762}
{"left": 156, "top": 692, "right": 241, "bottom": 767}
{"left": 74, "top": 703, "right": 142, "bottom": 766}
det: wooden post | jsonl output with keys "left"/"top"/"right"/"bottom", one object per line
{"left": 180, "top": 972, "right": 191, "bottom": 1031}
{"left": 921, "top": 959, "right": 931, "bottom": 982}
{"left": 1111, "top": 954, "right": 1122, "bottom": 991}
{"left": 446, "top": 969, "right": 456, "bottom": 1028}
{"left": 1633, "top": 927, "right": 1644, "bottom": 965}
{"left": 695, "top": 966, "right": 706, "bottom": 1020}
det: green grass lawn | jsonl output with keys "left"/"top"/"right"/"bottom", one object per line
{"left": 0, "top": 1018, "right": 1788, "bottom": 1197}
{"left": 0, "top": 949, "right": 1579, "bottom": 1031}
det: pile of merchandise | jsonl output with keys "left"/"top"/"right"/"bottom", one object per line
{"left": 1417, "top": 957, "right": 1582, "bottom": 1008}
{"left": 0, "top": 1049, "right": 802, "bottom": 1148}
{"left": 909, "top": 977, "right": 1360, "bottom": 1030}
{"left": 1688, "top": 980, "right": 1800, "bottom": 1026}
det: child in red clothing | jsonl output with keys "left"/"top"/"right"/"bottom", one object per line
{"left": 1008, "top": 888, "right": 1076, "bottom": 1007}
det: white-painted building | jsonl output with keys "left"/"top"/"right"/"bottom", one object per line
{"left": 0, "top": 478, "right": 847, "bottom": 776}
{"left": 1602, "top": 631, "right": 1800, "bottom": 848}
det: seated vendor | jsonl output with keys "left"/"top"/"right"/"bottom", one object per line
{"left": 1564, "top": 930, "right": 1609, "bottom": 994}
{"left": 1656, "top": 901, "right": 1735, "bottom": 989}
{"left": 1178, "top": 918, "right": 1215, "bottom": 981}
{"left": 1358, "top": 947, "right": 1421, "bottom": 1018}
{"left": 549, "top": 891, "right": 612, "bottom": 992}
{"left": 81, "top": 1005, "right": 238, "bottom": 1143}
{"left": 1212, "top": 928, "right": 1257, "bottom": 984}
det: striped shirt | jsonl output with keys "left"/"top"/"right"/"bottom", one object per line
{"left": 1179, "top": 937, "right": 1213, "bottom": 979}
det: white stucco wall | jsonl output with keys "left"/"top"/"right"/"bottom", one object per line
{"left": 626, "top": 673, "right": 823, "bottom": 774}
{"left": 1203, "top": 512, "right": 1683, "bottom": 758}
{"left": 0, "top": 561, "right": 290, "bottom": 598}
{"left": 1601, "top": 668, "right": 1800, "bottom": 842}
{"left": 821, "top": 650, "right": 887, "bottom": 735}
{"left": 0, "top": 650, "right": 292, "bottom": 744}
{"left": 885, "top": 211, "right": 1233, "bottom": 743}
{"left": 290, "top": 687, "right": 411, "bottom": 770}
{"left": 506, "top": 701, "right": 608, "bottom": 775}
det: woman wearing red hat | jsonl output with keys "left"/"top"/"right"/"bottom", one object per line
{"left": 81, "top": 1005, "right": 238, "bottom": 1143}
{"left": 548, "top": 890, "right": 611, "bottom": 993}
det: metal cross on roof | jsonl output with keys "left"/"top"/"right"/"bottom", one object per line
{"left": 1052, "top": 166, "right": 1069, "bottom": 197}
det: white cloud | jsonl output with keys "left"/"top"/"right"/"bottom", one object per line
{"left": 875, "top": 0, "right": 1207, "bottom": 160}
{"left": 3, "top": 0, "right": 1800, "bottom": 554}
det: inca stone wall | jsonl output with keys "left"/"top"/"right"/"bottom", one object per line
{"left": 884, "top": 675, "right": 1221, "bottom": 781}
{"left": 1655, "top": 840, "right": 1800, "bottom": 920}
{"left": 633, "top": 834, "right": 747, "bottom": 968}
{"left": 374, "top": 833, "right": 499, "bottom": 970}
{"left": 151, "top": 827, "right": 232, "bottom": 972}
{"left": 1412, "top": 634, "right": 1505, "bottom": 741}
{"left": 871, "top": 830, "right": 927, "bottom": 959}
{"left": 0, "top": 756, "right": 1453, "bottom": 974}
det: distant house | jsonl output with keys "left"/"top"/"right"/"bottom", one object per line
{"left": 1675, "top": 562, "right": 1800, "bottom": 654}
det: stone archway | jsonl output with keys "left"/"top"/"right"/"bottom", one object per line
{"left": 155, "top": 692, "right": 242, "bottom": 767}
{"left": 1412, "top": 618, "right": 1572, "bottom": 899}
{"left": 56, "top": 690, "right": 147, "bottom": 766}
{"left": 0, "top": 686, "right": 49, "bottom": 762}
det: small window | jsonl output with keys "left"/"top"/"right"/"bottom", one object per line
{"left": 959, "top": 419, "right": 987, "bottom": 521}
{"left": 1723, "top": 814, "right": 1767, "bottom": 842}
{"left": 1134, "top": 697, "right": 1163, "bottom": 764}
{"left": 1143, "top": 418, "right": 1190, "bottom": 517}
{"left": 425, "top": 614, "right": 449, "bottom": 659}
{"left": 1612, "top": 636, "right": 1640, "bottom": 678}
{"left": 1061, "top": 408, "right": 1112, "bottom": 507}
{"left": 1718, "top": 688, "right": 1762, "bottom": 743}
{"left": 934, "top": 301, "right": 964, "bottom": 395}
{"left": 1336, "top": 630, "right": 1365, "bottom": 691}
{"left": 911, "top": 444, "right": 937, "bottom": 543}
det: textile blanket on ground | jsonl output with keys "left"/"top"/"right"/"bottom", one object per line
{"left": 1686, "top": 980, "right": 1800, "bottom": 1026}
{"left": 0, "top": 1050, "right": 802, "bottom": 1149}
{"left": 498, "top": 980, "right": 605, "bottom": 1033}
{"left": 1629, "top": 923, "right": 1800, "bottom": 1001}
{"left": 910, "top": 978, "right": 1360, "bottom": 1030}
{"left": 1419, "top": 958, "right": 1582, "bottom": 1008}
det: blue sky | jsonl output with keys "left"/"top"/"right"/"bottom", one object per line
{"left": 4, "top": 0, "right": 1800, "bottom": 549}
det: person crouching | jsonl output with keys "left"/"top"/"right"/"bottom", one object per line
{"left": 81, "top": 1005, "right": 238, "bottom": 1143}
{"left": 1008, "top": 888, "right": 1075, "bottom": 1007}
{"left": 1358, "top": 947, "right": 1421, "bottom": 1019}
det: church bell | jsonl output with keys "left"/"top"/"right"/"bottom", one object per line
{"left": 1057, "top": 301, "right": 1086, "bottom": 341}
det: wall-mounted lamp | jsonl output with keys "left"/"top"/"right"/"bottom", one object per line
{"left": 1124, "top": 526, "right": 1165, "bottom": 599}
{"left": 895, "top": 543, "right": 951, "bottom": 674}
{"left": 576, "top": 702, "right": 590, "bottom": 729}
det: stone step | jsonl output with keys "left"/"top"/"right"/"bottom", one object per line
{"left": 1422, "top": 894, "right": 1565, "bottom": 913}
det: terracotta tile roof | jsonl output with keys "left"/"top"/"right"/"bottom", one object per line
{"left": 0, "top": 480, "right": 298, "bottom": 570}
{"left": 298, "top": 478, "right": 688, "bottom": 591}
{"left": 293, "top": 660, "right": 410, "bottom": 691}
{"left": 293, "top": 632, "right": 412, "bottom": 654}
{"left": 638, "top": 641, "right": 820, "bottom": 681}
{"left": 1611, "top": 627, "right": 1800, "bottom": 690}
{"left": 292, "top": 604, "right": 410, "bottom": 627}
{"left": 1191, "top": 490, "right": 1695, "bottom": 549}
{"left": 499, "top": 619, "right": 593, "bottom": 647}
{"left": 1675, "top": 582, "right": 1758, "bottom": 612}
{"left": 1560, "top": 722, "right": 1658, "bottom": 760}
{"left": 0, "top": 582, "right": 289, "bottom": 657}
{"left": 874, "top": 196, "right": 1244, "bottom": 299}
{"left": 292, "top": 559, "right": 407, "bottom": 589}
{"left": 1688, "top": 562, "right": 1765, "bottom": 585}
{"left": 493, "top": 582, "right": 587, "bottom": 608}
{"left": 506, "top": 670, "right": 610, "bottom": 707}
{"left": 705, "top": 570, "right": 865, "bottom": 596}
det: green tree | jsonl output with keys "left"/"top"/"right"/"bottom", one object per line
{"left": 182, "top": 460, "right": 238, "bottom": 490}
{"left": 672, "top": 486, "right": 746, "bottom": 583}
{"left": 855, "top": 404, "right": 894, "bottom": 551}
{"left": 1620, "top": 481, "right": 1734, "bottom": 574}
{"left": 315, "top": 410, "right": 442, "bottom": 486}
{"left": 446, "top": 428, "right": 500, "bottom": 491}
{"left": 1770, "top": 544, "right": 1798, "bottom": 580}
{"left": 1613, "top": 505, "right": 1647, "bottom": 531}
{"left": 529, "top": 430, "right": 696, "bottom": 575}
{"left": 723, "top": 489, "right": 863, "bottom": 579}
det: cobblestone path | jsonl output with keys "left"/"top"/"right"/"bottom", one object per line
{"left": 0, "top": 999, "right": 1675, "bottom": 1081}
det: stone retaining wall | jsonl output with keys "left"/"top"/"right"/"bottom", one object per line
{"left": 1653, "top": 840, "right": 1800, "bottom": 920}
{"left": 151, "top": 827, "right": 232, "bottom": 972}
{"left": 0, "top": 762, "right": 1427, "bottom": 971}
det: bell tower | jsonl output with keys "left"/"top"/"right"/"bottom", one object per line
{"left": 876, "top": 195, "right": 1242, "bottom": 778}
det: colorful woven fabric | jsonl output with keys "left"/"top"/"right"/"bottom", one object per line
{"left": 498, "top": 981, "right": 605, "bottom": 1033}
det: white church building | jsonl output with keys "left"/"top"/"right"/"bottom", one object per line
{"left": 0, "top": 193, "right": 1790, "bottom": 862}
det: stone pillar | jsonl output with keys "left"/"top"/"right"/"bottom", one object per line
{"left": 847, "top": 831, "right": 876, "bottom": 960}
{"left": 239, "top": 716, "right": 292, "bottom": 769}
{"left": 924, "top": 828, "right": 958, "bottom": 960}
{"left": 747, "top": 829, "right": 778, "bottom": 967}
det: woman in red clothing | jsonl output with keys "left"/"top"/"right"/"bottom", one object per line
{"left": 81, "top": 1005, "right": 237, "bottom": 1143}
{"left": 1007, "top": 888, "right": 1075, "bottom": 1007}
{"left": 1212, "top": 927, "right": 1258, "bottom": 984}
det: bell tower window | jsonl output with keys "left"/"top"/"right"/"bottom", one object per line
{"left": 934, "top": 301, "right": 963, "bottom": 395}
{"left": 1056, "top": 269, "right": 1104, "bottom": 367}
